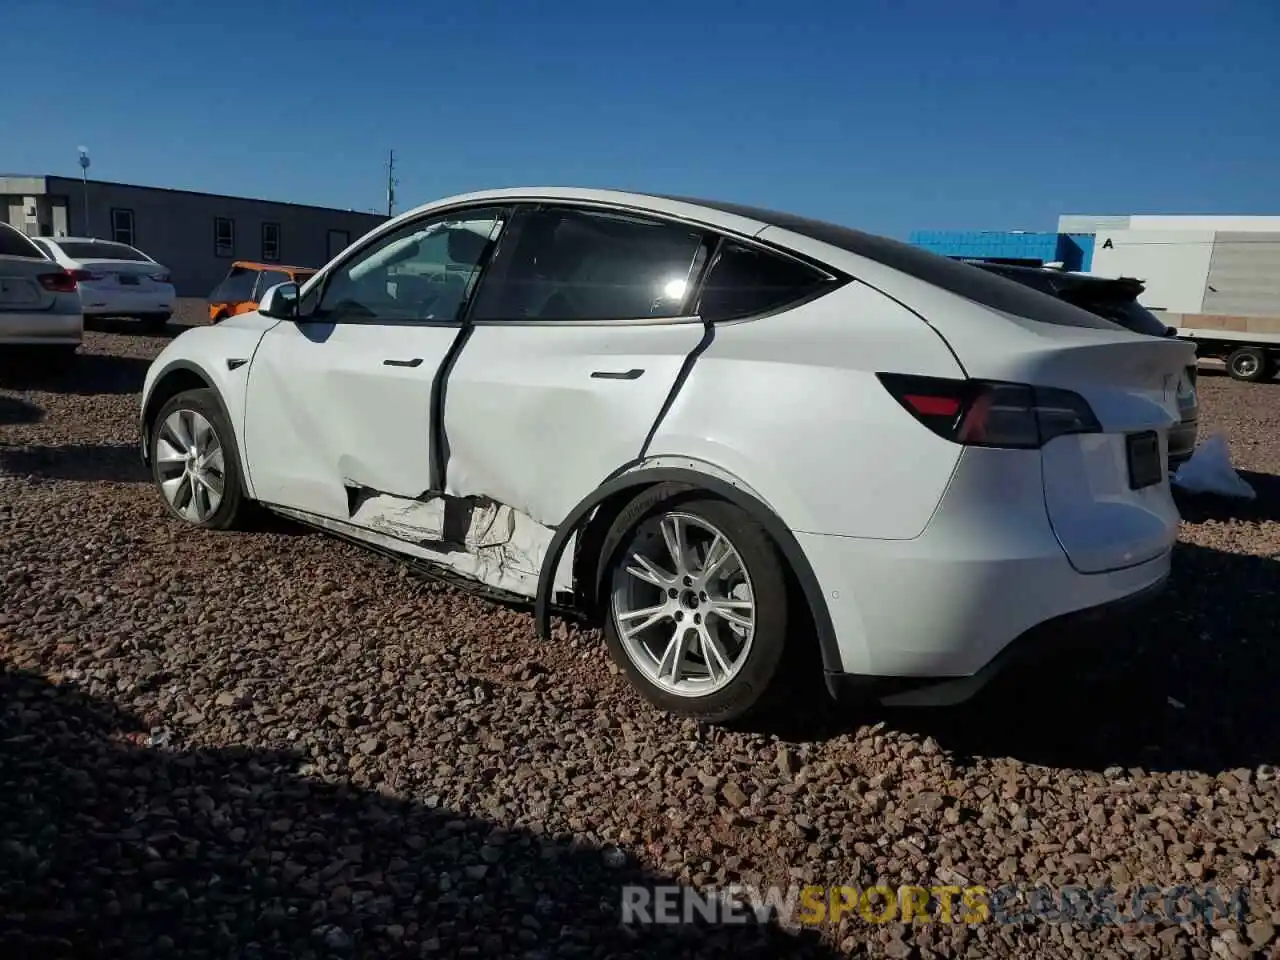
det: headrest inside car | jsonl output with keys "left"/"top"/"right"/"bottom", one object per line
{"left": 447, "top": 227, "right": 490, "bottom": 265}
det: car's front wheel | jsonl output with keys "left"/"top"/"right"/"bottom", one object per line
{"left": 149, "top": 388, "right": 249, "bottom": 530}
{"left": 600, "top": 488, "right": 790, "bottom": 723}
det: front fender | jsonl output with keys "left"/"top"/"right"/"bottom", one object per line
{"left": 140, "top": 321, "right": 273, "bottom": 497}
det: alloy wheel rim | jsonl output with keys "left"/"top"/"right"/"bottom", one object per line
{"left": 156, "top": 409, "right": 226, "bottom": 523}
{"left": 1235, "top": 355, "right": 1259, "bottom": 377}
{"left": 610, "top": 511, "right": 756, "bottom": 698}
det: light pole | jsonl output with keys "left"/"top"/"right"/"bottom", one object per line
{"left": 78, "top": 147, "right": 91, "bottom": 236}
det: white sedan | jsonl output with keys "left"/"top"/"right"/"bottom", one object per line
{"left": 139, "top": 188, "right": 1194, "bottom": 722}
{"left": 0, "top": 223, "right": 83, "bottom": 359}
{"left": 32, "top": 236, "right": 175, "bottom": 331}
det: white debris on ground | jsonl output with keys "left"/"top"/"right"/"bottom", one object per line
{"left": 1171, "top": 434, "right": 1257, "bottom": 499}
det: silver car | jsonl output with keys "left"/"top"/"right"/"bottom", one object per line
{"left": 0, "top": 223, "right": 84, "bottom": 360}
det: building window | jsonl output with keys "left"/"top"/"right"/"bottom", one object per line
{"left": 110, "top": 208, "right": 135, "bottom": 246}
{"left": 215, "top": 217, "right": 235, "bottom": 257}
{"left": 261, "top": 222, "right": 281, "bottom": 262}
{"left": 327, "top": 229, "right": 350, "bottom": 261}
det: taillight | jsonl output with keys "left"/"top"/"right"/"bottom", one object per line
{"left": 151, "top": 272, "right": 170, "bottom": 283}
{"left": 68, "top": 269, "right": 95, "bottom": 282}
{"left": 38, "top": 271, "right": 78, "bottom": 293}
{"left": 878, "top": 373, "right": 1101, "bottom": 449}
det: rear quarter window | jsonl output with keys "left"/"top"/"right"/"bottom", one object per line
{"left": 698, "top": 241, "right": 833, "bottom": 321}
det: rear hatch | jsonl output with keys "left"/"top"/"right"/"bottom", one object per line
{"left": 911, "top": 279, "right": 1192, "bottom": 573}
{"left": 749, "top": 222, "right": 1194, "bottom": 574}
{"left": 1052, "top": 276, "right": 1199, "bottom": 420}
{"left": 844, "top": 253, "right": 1193, "bottom": 574}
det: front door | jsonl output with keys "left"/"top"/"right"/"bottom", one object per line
{"left": 243, "top": 207, "right": 508, "bottom": 522}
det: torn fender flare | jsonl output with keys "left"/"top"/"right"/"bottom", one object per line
{"left": 532, "top": 466, "right": 843, "bottom": 678}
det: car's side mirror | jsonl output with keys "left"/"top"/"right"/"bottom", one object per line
{"left": 259, "top": 282, "right": 300, "bottom": 320}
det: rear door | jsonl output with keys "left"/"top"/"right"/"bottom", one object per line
{"left": 0, "top": 225, "right": 60, "bottom": 317}
{"left": 440, "top": 204, "right": 713, "bottom": 526}
{"left": 243, "top": 207, "right": 508, "bottom": 522}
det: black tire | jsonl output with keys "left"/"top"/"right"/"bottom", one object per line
{"left": 149, "top": 388, "right": 250, "bottom": 530}
{"left": 1226, "top": 346, "right": 1269, "bottom": 383}
{"left": 598, "top": 484, "right": 791, "bottom": 723}
{"left": 138, "top": 313, "right": 171, "bottom": 333}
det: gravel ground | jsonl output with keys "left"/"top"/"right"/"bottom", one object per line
{"left": 2, "top": 318, "right": 1279, "bottom": 959}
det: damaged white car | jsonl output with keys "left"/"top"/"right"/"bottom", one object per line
{"left": 140, "top": 188, "right": 1196, "bottom": 722}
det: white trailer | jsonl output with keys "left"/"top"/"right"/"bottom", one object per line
{"left": 1176, "top": 328, "right": 1280, "bottom": 383}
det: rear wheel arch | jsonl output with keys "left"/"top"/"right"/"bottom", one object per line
{"left": 535, "top": 466, "right": 841, "bottom": 676}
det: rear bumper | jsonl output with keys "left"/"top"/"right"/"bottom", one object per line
{"left": 827, "top": 567, "right": 1169, "bottom": 705}
{"left": 796, "top": 442, "right": 1177, "bottom": 703}
{"left": 1168, "top": 415, "right": 1198, "bottom": 466}
{"left": 80, "top": 286, "right": 174, "bottom": 315}
{"left": 0, "top": 311, "right": 84, "bottom": 344}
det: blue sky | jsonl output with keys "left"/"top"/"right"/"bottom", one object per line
{"left": 3, "top": 0, "right": 1277, "bottom": 237}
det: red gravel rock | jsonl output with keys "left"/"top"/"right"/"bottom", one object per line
{"left": 2, "top": 328, "right": 1279, "bottom": 958}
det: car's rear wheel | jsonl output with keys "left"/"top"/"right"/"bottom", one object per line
{"left": 1226, "top": 346, "right": 1269, "bottom": 382}
{"left": 150, "top": 388, "right": 249, "bottom": 530}
{"left": 600, "top": 488, "right": 790, "bottom": 723}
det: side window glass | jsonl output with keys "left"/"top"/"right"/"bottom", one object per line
{"left": 317, "top": 209, "right": 506, "bottom": 323}
{"left": 256, "top": 269, "right": 291, "bottom": 298}
{"left": 470, "top": 207, "right": 707, "bottom": 322}
{"left": 697, "top": 242, "right": 830, "bottom": 322}
{"left": 210, "top": 266, "right": 257, "bottom": 302}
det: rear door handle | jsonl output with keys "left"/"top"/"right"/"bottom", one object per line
{"left": 383, "top": 358, "right": 423, "bottom": 367}
{"left": 590, "top": 368, "right": 644, "bottom": 380}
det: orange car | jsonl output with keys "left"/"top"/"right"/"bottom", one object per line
{"left": 208, "top": 261, "right": 318, "bottom": 323}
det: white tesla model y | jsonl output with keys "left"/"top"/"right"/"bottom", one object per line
{"left": 140, "top": 188, "right": 1194, "bottom": 721}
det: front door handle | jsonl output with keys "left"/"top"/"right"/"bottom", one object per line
{"left": 590, "top": 368, "right": 644, "bottom": 380}
{"left": 384, "top": 358, "right": 423, "bottom": 368}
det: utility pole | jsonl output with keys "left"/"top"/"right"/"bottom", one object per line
{"left": 78, "top": 146, "right": 91, "bottom": 236}
{"left": 385, "top": 149, "right": 398, "bottom": 217}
